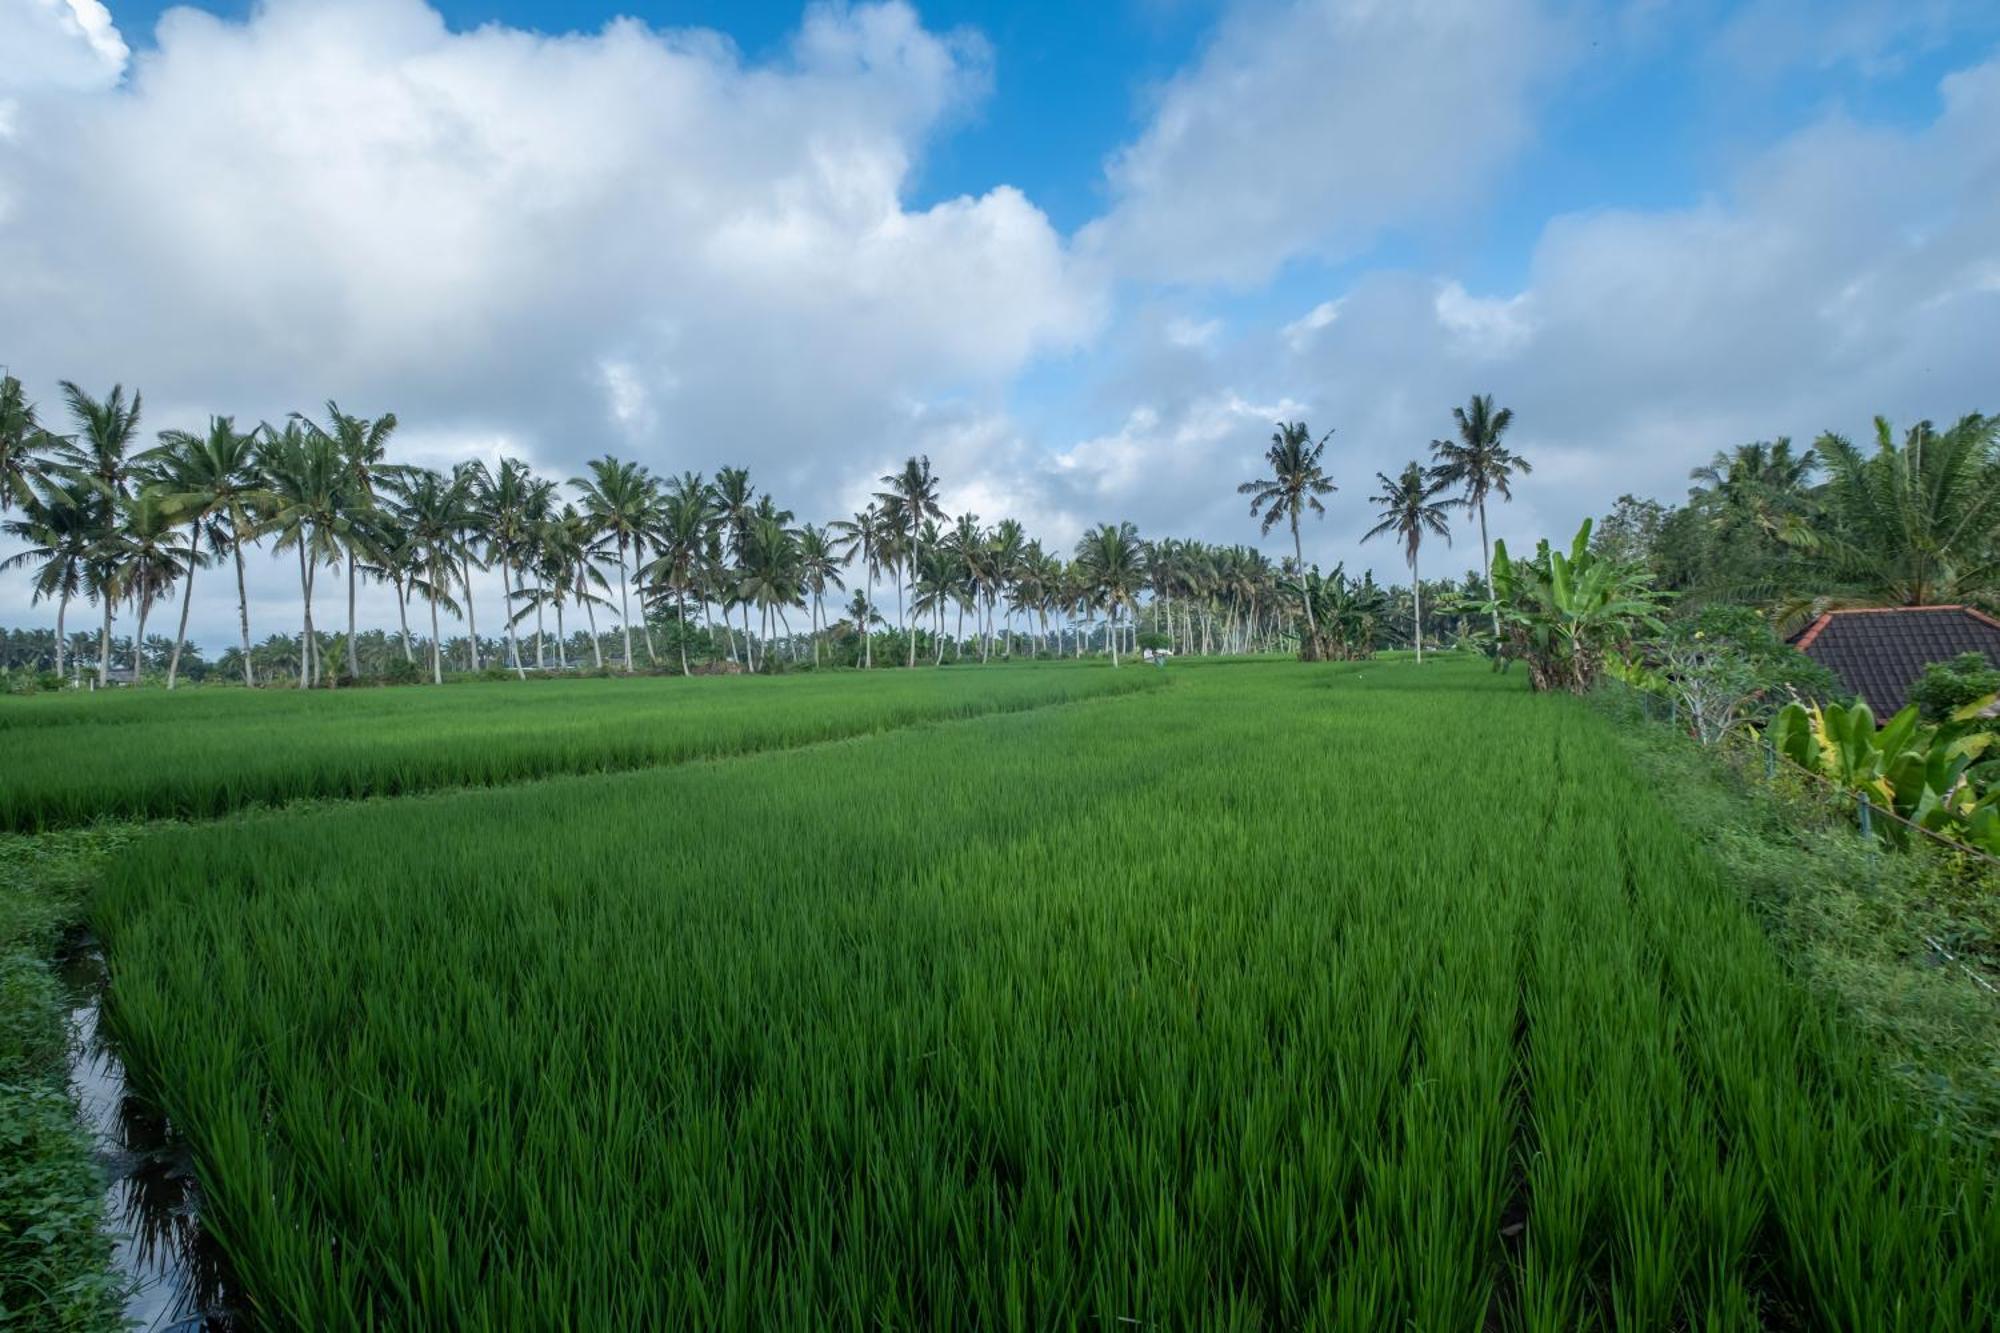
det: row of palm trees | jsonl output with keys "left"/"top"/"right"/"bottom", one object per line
{"left": 1237, "top": 395, "right": 1532, "bottom": 661}
{"left": 2, "top": 369, "right": 1542, "bottom": 687}
{"left": 0, "top": 376, "right": 1305, "bottom": 687}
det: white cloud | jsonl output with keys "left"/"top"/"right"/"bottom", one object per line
{"left": 1281, "top": 299, "right": 1342, "bottom": 351}
{"left": 0, "top": 0, "right": 1104, "bottom": 645}
{"left": 1432, "top": 282, "right": 1534, "bottom": 359}
{"left": 1079, "top": 0, "right": 1569, "bottom": 285}
{"left": 0, "top": 0, "right": 128, "bottom": 96}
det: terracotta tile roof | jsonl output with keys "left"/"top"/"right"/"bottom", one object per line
{"left": 1787, "top": 605, "right": 2000, "bottom": 717}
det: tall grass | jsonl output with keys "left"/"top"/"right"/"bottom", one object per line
{"left": 0, "top": 664, "right": 1160, "bottom": 830}
{"left": 92, "top": 660, "right": 1998, "bottom": 1328}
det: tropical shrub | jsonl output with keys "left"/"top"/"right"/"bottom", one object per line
{"left": 1910, "top": 652, "right": 2000, "bottom": 724}
{"left": 1488, "top": 519, "right": 1668, "bottom": 693}
{"left": 1771, "top": 697, "right": 1997, "bottom": 852}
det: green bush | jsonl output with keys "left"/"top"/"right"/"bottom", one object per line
{"left": 1909, "top": 652, "right": 2000, "bottom": 723}
{"left": 1670, "top": 603, "right": 1843, "bottom": 707}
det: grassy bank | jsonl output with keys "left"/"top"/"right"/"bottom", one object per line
{"left": 91, "top": 659, "right": 1998, "bottom": 1328}
{"left": 0, "top": 829, "right": 132, "bottom": 1331}
{"left": 1598, "top": 688, "right": 2000, "bottom": 1138}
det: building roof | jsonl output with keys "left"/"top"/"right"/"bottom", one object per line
{"left": 1789, "top": 605, "right": 2000, "bottom": 717}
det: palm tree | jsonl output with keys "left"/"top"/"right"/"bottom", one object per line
{"left": 797, "top": 524, "right": 843, "bottom": 667}
{"left": 1810, "top": 414, "right": 2000, "bottom": 606}
{"left": 299, "top": 402, "right": 399, "bottom": 679}
{"left": 449, "top": 462, "right": 493, "bottom": 672}
{"left": 147, "top": 416, "right": 268, "bottom": 687}
{"left": 831, "top": 504, "right": 889, "bottom": 669}
{"left": 259, "top": 420, "right": 352, "bottom": 687}
{"left": 475, "top": 457, "right": 538, "bottom": 680}
{"left": 112, "top": 491, "right": 190, "bottom": 682}
{"left": 382, "top": 466, "right": 472, "bottom": 684}
{"left": 0, "top": 373, "right": 56, "bottom": 515}
{"left": 1239, "top": 421, "right": 1336, "bottom": 645}
{"left": 643, "top": 473, "right": 714, "bottom": 676}
{"left": 573, "top": 455, "right": 653, "bottom": 672}
{"left": 1, "top": 475, "right": 95, "bottom": 679}
{"left": 1075, "top": 521, "right": 1145, "bottom": 666}
{"left": 1362, "top": 462, "right": 1453, "bottom": 663}
{"left": 1429, "top": 395, "right": 1529, "bottom": 639}
{"left": 51, "top": 382, "right": 143, "bottom": 684}
{"left": 878, "top": 456, "right": 944, "bottom": 667}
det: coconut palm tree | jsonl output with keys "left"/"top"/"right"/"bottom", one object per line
{"left": 573, "top": 455, "right": 653, "bottom": 672}
{"left": 382, "top": 466, "right": 472, "bottom": 684}
{"left": 831, "top": 503, "right": 889, "bottom": 669}
{"left": 1, "top": 475, "right": 95, "bottom": 679}
{"left": 1075, "top": 521, "right": 1145, "bottom": 666}
{"left": 50, "top": 382, "right": 144, "bottom": 684}
{"left": 641, "top": 473, "right": 714, "bottom": 676}
{"left": 1807, "top": 415, "right": 2000, "bottom": 607}
{"left": 0, "top": 373, "right": 56, "bottom": 515}
{"left": 147, "top": 416, "right": 268, "bottom": 687}
{"left": 1429, "top": 395, "right": 1529, "bottom": 639}
{"left": 797, "top": 524, "right": 843, "bottom": 667}
{"left": 475, "top": 457, "right": 539, "bottom": 680}
{"left": 877, "top": 456, "right": 944, "bottom": 667}
{"left": 298, "top": 402, "right": 399, "bottom": 678}
{"left": 258, "top": 420, "right": 350, "bottom": 687}
{"left": 1362, "top": 462, "right": 1454, "bottom": 663}
{"left": 1239, "top": 421, "right": 1336, "bottom": 646}
{"left": 111, "top": 490, "right": 190, "bottom": 682}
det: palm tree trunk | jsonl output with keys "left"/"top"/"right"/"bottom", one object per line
{"left": 907, "top": 524, "right": 920, "bottom": 669}
{"left": 461, "top": 553, "right": 481, "bottom": 671}
{"left": 296, "top": 542, "right": 312, "bottom": 689}
{"left": 862, "top": 567, "right": 873, "bottom": 669}
{"left": 132, "top": 583, "right": 148, "bottom": 682}
{"left": 501, "top": 560, "right": 526, "bottom": 679}
{"left": 54, "top": 591, "right": 68, "bottom": 680}
{"left": 1292, "top": 512, "right": 1316, "bottom": 644}
{"left": 555, "top": 602, "right": 568, "bottom": 670}
{"left": 395, "top": 578, "right": 413, "bottom": 663}
{"left": 1478, "top": 499, "right": 1498, "bottom": 640}
{"left": 533, "top": 570, "right": 547, "bottom": 669}
{"left": 428, "top": 565, "right": 444, "bottom": 684}
{"left": 97, "top": 587, "right": 112, "bottom": 688}
{"left": 1412, "top": 554, "right": 1423, "bottom": 665}
{"left": 232, "top": 526, "right": 255, "bottom": 686}
{"left": 581, "top": 567, "right": 603, "bottom": 669}
{"left": 1108, "top": 607, "right": 1120, "bottom": 667}
{"left": 168, "top": 524, "right": 199, "bottom": 689}
{"left": 741, "top": 601, "right": 756, "bottom": 673}
{"left": 677, "top": 588, "right": 691, "bottom": 676}
{"left": 616, "top": 541, "right": 633, "bottom": 672}
{"left": 346, "top": 547, "right": 360, "bottom": 678}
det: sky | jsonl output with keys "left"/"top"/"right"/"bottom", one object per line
{"left": 4, "top": 0, "right": 2000, "bottom": 652}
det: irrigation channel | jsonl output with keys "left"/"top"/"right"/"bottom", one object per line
{"left": 59, "top": 931, "right": 240, "bottom": 1330}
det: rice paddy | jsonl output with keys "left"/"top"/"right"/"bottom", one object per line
{"left": 62, "top": 657, "right": 1997, "bottom": 1329}
{"left": 0, "top": 663, "right": 1160, "bottom": 830}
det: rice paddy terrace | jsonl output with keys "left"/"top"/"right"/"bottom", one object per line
{"left": 16, "top": 658, "right": 1999, "bottom": 1329}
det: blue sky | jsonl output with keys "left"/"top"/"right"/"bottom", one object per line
{"left": 4, "top": 0, "right": 2000, "bottom": 645}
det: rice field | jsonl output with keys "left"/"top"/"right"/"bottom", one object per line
{"left": 0, "top": 663, "right": 1160, "bottom": 830}
{"left": 82, "top": 659, "right": 2000, "bottom": 1328}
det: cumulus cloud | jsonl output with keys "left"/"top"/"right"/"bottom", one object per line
{"left": 0, "top": 0, "right": 1099, "bottom": 643}
{"left": 0, "top": 0, "right": 128, "bottom": 97}
{"left": 1079, "top": 0, "right": 1570, "bottom": 285}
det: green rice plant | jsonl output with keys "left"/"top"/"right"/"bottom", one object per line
{"left": 87, "top": 659, "right": 1999, "bottom": 1328}
{"left": 0, "top": 663, "right": 1161, "bottom": 830}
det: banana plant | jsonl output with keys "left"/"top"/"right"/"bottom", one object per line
{"left": 1770, "top": 694, "right": 1995, "bottom": 848}
{"left": 1487, "top": 519, "right": 1668, "bottom": 693}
